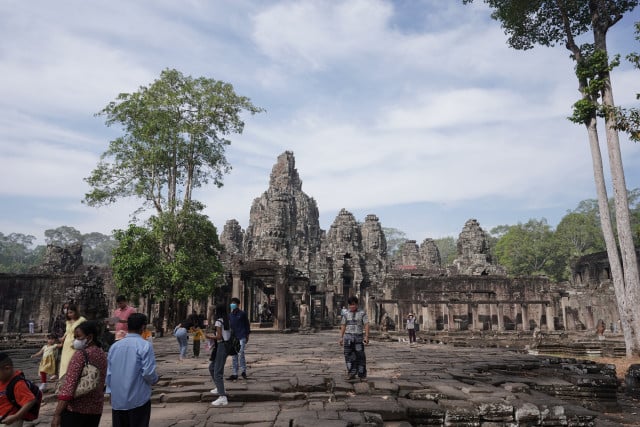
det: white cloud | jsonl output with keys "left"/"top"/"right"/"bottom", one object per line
{"left": 0, "top": 0, "right": 639, "bottom": 242}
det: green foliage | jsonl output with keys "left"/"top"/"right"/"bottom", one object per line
{"left": 613, "top": 21, "right": 640, "bottom": 141}
{"left": 111, "top": 206, "right": 223, "bottom": 303}
{"left": 0, "top": 232, "right": 43, "bottom": 273}
{"left": 382, "top": 227, "right": 407, "bottom": 257}
{"left": 433, "top": 236, "right": 457, "bottom": 266}
{"left": 44, "top": 226, "right": 82, "bottom": 246}
{"left": 111, "top": 225, "right": 165, "bottom": 300}
{"left": 493, "top": 218, "right": 566, "bottom": 280}
{"left": 44, "top": 226, "right": 116, "bottom": 265}
{"left": 84, "top": 68, "right": 264, "bottom": 215}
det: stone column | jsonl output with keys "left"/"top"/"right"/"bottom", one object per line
{"left": 232, "top": 269, "right": 243, "bottom": 305}
{"left": 560, "top": 297, "right": 567, "bottom": 330}
{"left": 586, "top": 306, "right": 595, "bottom": 330}
{"left": 545, "top": 304, "right": 555, "bottom": 331}
{"left": 446, "top": 304, "right": 454, "bottom": 331}
{"left": 275, "top": 273, "right": 287, "bottom": 331}
{"left": 471, "top": 304, "right": 479, "bottom": 331}
{"left": 422, "top": 305, "right": 430, "bottom": 331}
{"left": 521, "top": 304, "right": 529, "bottom": 331}
{"left": 2, "top": 310, "right": 11, "bottom": 334}
{"left": 512, "top": 303, "right": 520, "bottom": 330}
{"left": 15, "top": 298, "right": 24, "bottom": 333}
{"left": 497, "top": 304, "right": 504, "bottom": 331}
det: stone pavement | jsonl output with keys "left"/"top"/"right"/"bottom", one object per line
{"left": 14, "top": 331, "right": 640, "bottom": 426}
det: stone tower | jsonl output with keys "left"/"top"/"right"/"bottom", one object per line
{"left": 452, "top": 219, "right": 505, "bottom": 275}
{"left": 243, "top": 151, "right": 322, "bottom": 273}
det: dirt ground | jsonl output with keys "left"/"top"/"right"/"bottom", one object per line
{"left": 597, "top": 356, "right": 640, "bottom": 380}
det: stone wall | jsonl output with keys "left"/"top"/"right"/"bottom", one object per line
{"left": 0, "top": 245, "right": 114, "bottom": 334}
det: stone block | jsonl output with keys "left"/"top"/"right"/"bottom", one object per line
{"left": 163, "top": 391, "right": 201, "bottom": 403}
{"left": 514, "top": 402, "right": 540, "bottom": 423}
{"left": 407, "top": 388, "right": 446, "bottom": 402}
{"left": 476, "top": 401, "right": 514, "bottom": 422}
{"left": 625, "top": 363, "right": 640, "bottom": 398}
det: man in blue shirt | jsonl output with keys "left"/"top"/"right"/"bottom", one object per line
{"left": 107, "top": 313, "right": 158, "bottom": 427}
{"left": 227, "top": 297, "right": 251, "bottom": 380}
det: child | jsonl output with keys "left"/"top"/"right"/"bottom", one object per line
{"left": 190, "top": 325, "right": 205, "bottom": 358}
{"left": 0, "top": 352, "right": 37, "bottom": 426}
{"left": 30, "top": 334, "right": 57, "bottom": 391}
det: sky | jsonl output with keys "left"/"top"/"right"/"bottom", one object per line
{"left": 1, "top": 0, "right": 639, "bottom": 246}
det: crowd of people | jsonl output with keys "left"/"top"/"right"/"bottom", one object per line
{"left": 0, "top": 295, "right": 375, "bottom": 425}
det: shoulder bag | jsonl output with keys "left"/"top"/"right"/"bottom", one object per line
{"left": 55, "top": 349, "right": 101, "bottom": 397}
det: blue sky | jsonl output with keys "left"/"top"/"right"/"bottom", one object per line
{"left": 1, "top": 0, "right": 639, "bottom": 245}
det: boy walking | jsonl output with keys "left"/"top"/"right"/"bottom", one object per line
{"left": 338, "top": 296, "right": 370, "bottom": 381}
{"left": 0, "top": 352, "right": 37, "bottom": 426}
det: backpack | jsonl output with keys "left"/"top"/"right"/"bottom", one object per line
{"left": 2, "top": 373, "right": 42, "bottom": 421}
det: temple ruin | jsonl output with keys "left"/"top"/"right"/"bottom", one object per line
{"left": 0, "top": 151, "right": 626, "bottom": 343}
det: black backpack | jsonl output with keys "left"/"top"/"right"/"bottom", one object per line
{"left": 1, "top": 373, "right": 43, "bottom": 422}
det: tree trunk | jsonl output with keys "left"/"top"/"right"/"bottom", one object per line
{"left": 594, "top": 25, "right": 640, "bottom": 354}
{"left": 585, "top": 118, "right": 637, "bottom": 355}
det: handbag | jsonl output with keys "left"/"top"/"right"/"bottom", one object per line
{"left": 224, "top": 331, "right": 241, "bottom": 356}
{"left": 55, "top": 350, "right": 101, "bottom": 397}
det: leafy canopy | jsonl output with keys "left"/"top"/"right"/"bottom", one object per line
{"left": 84, "top": 68, "right": 264, "bottom": 215}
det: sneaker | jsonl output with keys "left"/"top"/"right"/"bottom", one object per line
{"left": 241, "top": 372, "right": 247, "bottom": 379}
{"left": 226, "top": 374, "right": 238, "bottom": 381}
{"left": 211, "top": 395, "right": 228, "bottom": 406}
{"left": 346, "top": 374, "right": 356, "bottom": 381}
{"left": 50, "top": 375, "right": 58, "bottom": 381}
{"left": 38, "top": 383, "right": 46, "bottom": 392}
{"left": 210, "top": 388, "right": 218, "bottom": 394}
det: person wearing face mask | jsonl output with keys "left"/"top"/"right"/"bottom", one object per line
{"left": 58, "top": 304, "right": 86, "bottom": 378}
{"left": 227, "top": 297, "right": 250, "bottom": 381}
{"left": 51, "top": 320, "right": 107, "bottom": 427}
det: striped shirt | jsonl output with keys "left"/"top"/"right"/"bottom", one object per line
{"left": 341, "top": 310, "right": 368, "bottom": 335}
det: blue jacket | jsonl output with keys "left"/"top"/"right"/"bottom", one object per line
{"left": 229, "top": 309, "right": 250, "bottom": 339}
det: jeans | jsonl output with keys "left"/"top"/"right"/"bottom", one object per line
{"left": 231, "top": 337, "right": 247, "bottom": 375}
{"left": 343, "top": 333, "right": 367, "bottom": 378}
{"left": 209, "top": 341, "right": 229, "bottom": 396}
{"left": 175, "top": 328, "right": 188, "bottom": 358}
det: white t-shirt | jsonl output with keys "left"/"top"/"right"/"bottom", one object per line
{"left": 215, "top": 318, "right": 231, "bottom": 341}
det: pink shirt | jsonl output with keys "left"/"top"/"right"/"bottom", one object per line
{"left": 113, "top": 305, "right": 136, "bottom": 340}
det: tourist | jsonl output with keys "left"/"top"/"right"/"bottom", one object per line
{"left": 51, "top": 320, "right": 107, "bottom": 427}
{"left": 207, "top": 303, "right": 231, "bottom": 406}
{"left": 338, "top": 296, "right": 369, "bottom": 381}
{"left": 28, "top": 319, "right": 35, "bottom": 334}
{"left": 228, "top": 297, "right": 250, "bottom": 380}
{"left": 0, "top": 352, "right": 38, "bottom": 427}
{"left": 107, "top": 313, "right": 158, "bottom": 427}
{"left": 50, "top": 303, "right": 69, "bottom": 380}
{"left": 173, "top": 320, "right": 191, "bottom": 362}
{"left": 30, "top": 334, "right": 58, "bottom": 391}
{"left": 406, "top": 313, "right": 416, "bottom": 344}
{"left": 112, "top": 296, "right": 136, "bottom": 341}
{"left": 58, "top": 304, "right": 86, "bottom": 378}
{"left": 189, "top": 324, "right": 205, "bottom": 358}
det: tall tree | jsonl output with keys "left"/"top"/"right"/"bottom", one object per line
{"left": 85, "top": 69, "right": 261, "bottom": 326}
{"left": 0, "top": 232, "right": 42, "bottom": 273}
{"left": 44, "top": 226, "right": 82, "bottom": 246}
{"left": 84, "top": 68, "right": 263, "bottom": 215}
{"left": 464, "top": 0, "right": 640, "bottom": 356}
{"left": 493, "top": 219, "right": 565, "bottom": 280}
{"left": 433, "top": 236, "right": 458, "bottom": 266}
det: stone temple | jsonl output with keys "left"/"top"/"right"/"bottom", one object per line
{"left": 0, "top": 151, "right": 626, "bottom": 341}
